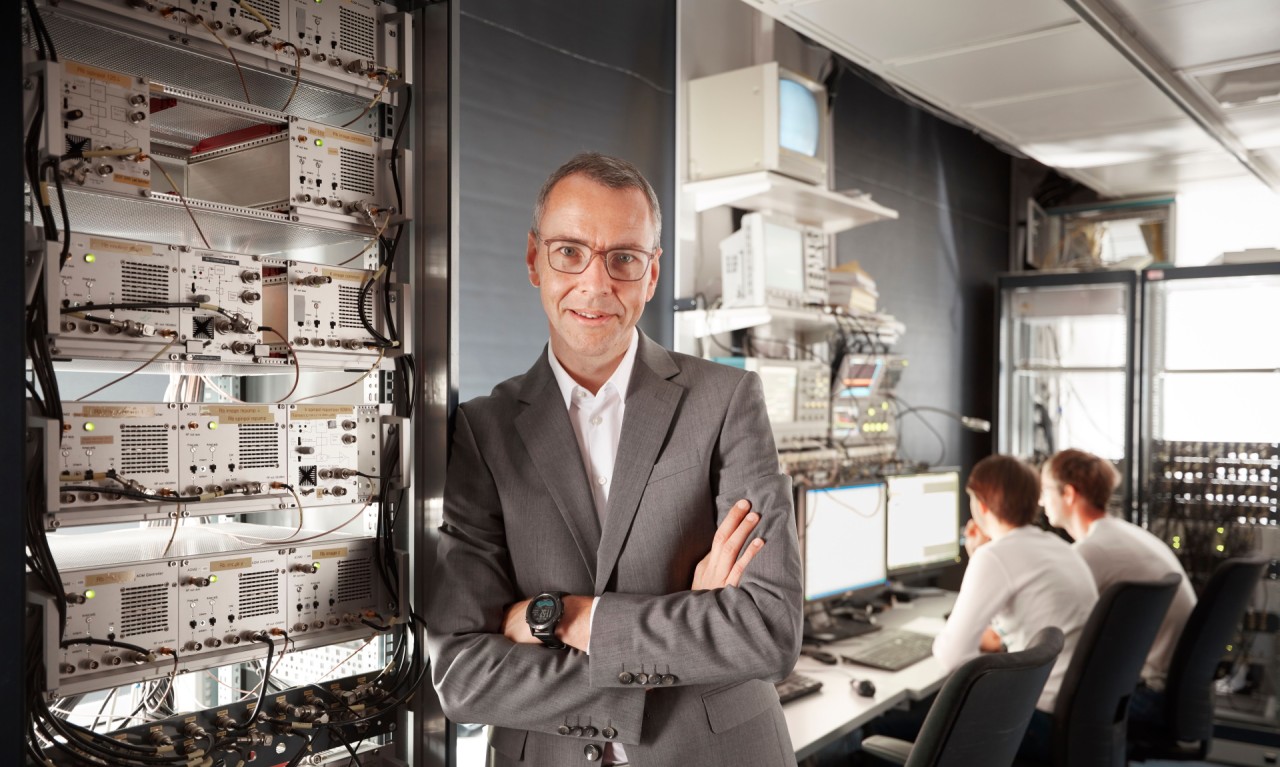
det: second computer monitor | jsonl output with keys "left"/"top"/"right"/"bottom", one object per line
{"left": 885, "top": 470, "right": 961, "bottom": 575}
{"left": 801, "top": 482, "right": 887, "bottom": 602}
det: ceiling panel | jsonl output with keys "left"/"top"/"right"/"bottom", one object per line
{"left": 892, "top": 24, "right": 1137, "bottom": 107}
{"left": 1225, "top": 103, "right": 1280, "bottom": 150}
{"left": 784, "top": 0, "right": 1079, "bottom": 63}
{"left": 970, "top": 78, "right": 1185, "bottom": 140}
{"left": 1023, "top": 118, "right": 1219, "bottom": 168}
{"left": 1110, "top": 0, "right": 1280, "bottom": 69}
{"left": 1071, "top": 147, "right": 1248, "bottom": 195}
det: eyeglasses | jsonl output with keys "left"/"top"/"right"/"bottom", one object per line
{"left": 539, "top": 236, "right": 656, "bottom": 282}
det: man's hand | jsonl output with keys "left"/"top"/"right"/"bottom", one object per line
{"left": 964, "top": 518, "right": 990, "bottom": 558}
{"left": 692, "top": 499, "right": 765, "bottom": 591}
{"left": 980, "top": 626, "right": 1004, "bottom": 653}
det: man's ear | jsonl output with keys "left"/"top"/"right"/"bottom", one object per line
{"left": 526, "top": 233, "right": 540, "bottom": 288}
{"left": 644, "top": 248, "right": 662, "bottom": 302}
{"left": 1062, "top": 483, "right": 1077, "bottom": 507}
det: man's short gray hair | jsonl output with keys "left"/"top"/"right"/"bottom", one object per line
{"left": 531, "top": 152, "right": 662, "bottom": 249}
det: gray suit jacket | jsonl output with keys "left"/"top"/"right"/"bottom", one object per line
{"left": 426, "top": 333, "right": 803, "bottom": 766}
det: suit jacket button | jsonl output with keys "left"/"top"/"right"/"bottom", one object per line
{"left": 661, "top": 674, "right": 677, "bottom": 685}
{"left": 617, "top": 671, "right": 633, "bottom": 684}
{"left": 634, "top": 672, "right": 649, "bottom": 685}
{"left": 557, "top": 725, "right": 571, "bottom": 735}
{"left": 582, "top": 726, "right": 598, "bottom": 738}
{"left": 584, "top": 744, "right": 601, "bottom": 761}
{"left": 602, "top": 727, "right": 617, "bottom": 740}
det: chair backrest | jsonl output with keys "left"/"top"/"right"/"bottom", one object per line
{"left": 1163, "top": 555, "right": 1268, "bottom": 744}
{"left": 907, "top": 626, "right": 1065, "bottom": 767}
{"left": 1051, "top": 573, "right": 1182, "bottom": 767}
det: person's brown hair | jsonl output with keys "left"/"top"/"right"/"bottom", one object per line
{"left": 1045, "top": 449, "right": 1119, "bottom": 512}
{"left": 531, "top": 152, "right": 662, "bottom": 249}
{"left": 967, "top": 454, "right": 1041, "bottom": 527}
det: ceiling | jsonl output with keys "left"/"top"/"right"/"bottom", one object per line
{"left": 742, "top": 0, "right": 1280, "bottom": 198}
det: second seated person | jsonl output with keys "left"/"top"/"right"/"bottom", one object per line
{"left": 931, "top": 454, "right": 1098, "bottom": 762}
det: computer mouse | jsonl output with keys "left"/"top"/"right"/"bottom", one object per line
{"left": 851, "top": 678, "right": 876, "bottom": 697}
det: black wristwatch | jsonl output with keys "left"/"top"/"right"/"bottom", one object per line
{"left": 525, "top": 591, "right": 566, "bottom": 649}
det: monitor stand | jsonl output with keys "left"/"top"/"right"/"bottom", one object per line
{"left": 803, "top": 603, "right": 881, "bottom": 644}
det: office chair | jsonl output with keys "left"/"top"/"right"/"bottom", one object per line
{"left": 1129, "top": 555, "right": 1269, "bottom": 761}
{"left": 860, "top": 627, "right": 1064, "bottom": 767}
{"left": 1019, "top": 574, "right": 1182, "bottom": 767}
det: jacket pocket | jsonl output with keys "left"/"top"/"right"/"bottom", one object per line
{"left": 701, "top": 679, "right": 777, "bottom": 734}
{"left": 647, "top": 449, "right": 701, "bottom": 485}
{"left": 488, "top": 726, "right": 527, "bottom": 761}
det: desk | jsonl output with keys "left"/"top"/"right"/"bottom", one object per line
{"left": 785, "top": 592, "right": 957, "bottom": 760}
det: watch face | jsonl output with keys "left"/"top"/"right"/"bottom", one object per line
{"left": 529, "top": 596, "right": 558, "bottom": 625}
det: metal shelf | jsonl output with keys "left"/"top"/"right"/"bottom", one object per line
{"left": 679, "top": 305, "right": 904, "bottom": 344}
{"left": 683, "top": 171, "right": 898, "bottom": 233}
{"left": 51, "top": 187, "right": 373, "bottom": 255}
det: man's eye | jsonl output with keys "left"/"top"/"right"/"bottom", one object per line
{"left": 612, "top": 252, "right": 639, "bottom": 265}
{"left": 558, "top": 245, "right": 584, "bottom": 259}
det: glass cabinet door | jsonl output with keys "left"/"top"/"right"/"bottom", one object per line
{"left": 997, "top": 272, "right": 1137, "bottom": 515}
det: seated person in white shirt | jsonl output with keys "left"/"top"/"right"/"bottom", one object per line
{"left": 932, "top": 454, "right": 1098, "bottom": 763}
{"left": 1041, "top": 448, "right": 1196, "bottom": 728}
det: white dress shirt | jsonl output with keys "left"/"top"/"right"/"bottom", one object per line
{"left": 1074, "top": 517, "right": 1197, "bottom": 691}
{"left": 547, "top": 329, "right": 639, "bottom": 764}
{"left": 932, "top": 525, "right": 1098, "bottom": 712}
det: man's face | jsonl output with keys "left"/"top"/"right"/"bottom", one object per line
{"left": 1040, "top": 468, "right": 1066, "bottom": 530}
{"left": 526, "top": 173, "right": 661, "bottom": 375}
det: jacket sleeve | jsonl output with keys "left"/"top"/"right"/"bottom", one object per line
{"left": 587, "top": 371, "right": 805, "bottom": 688}
{"left": 424, "top": 406, "right": 647, "bottom": 744}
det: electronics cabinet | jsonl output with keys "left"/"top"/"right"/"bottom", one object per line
{"left": 20, "top": 1, "right": 451, "bottom": 765}
{"left": 996, "top": 270, "right": 1139, "bottom": 516}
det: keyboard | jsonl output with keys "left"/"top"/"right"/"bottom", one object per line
{"left": 839, "top": 628, "right": 935, "bottom": 671}
{"left": 774, "top": 671, "right": 824, "bottom": 704}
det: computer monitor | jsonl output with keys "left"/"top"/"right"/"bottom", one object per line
{"left": 688, "top": 62, "right": 830, "bottom": 186}
{"left": 885, "top": 470, "right": 962, "bottom": 575}
{"left": 798, "top": 481, "right": 887, "bottom": 602}
{"left": 719, "top": 213, "right": 828, "bottom": 309}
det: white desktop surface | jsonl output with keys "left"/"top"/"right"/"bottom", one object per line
{"left": 785, "top": 591, "right": 957, "bottom": 760}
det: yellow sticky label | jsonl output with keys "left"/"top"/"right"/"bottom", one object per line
{"left": 64, "top": 61, "right": 135, "bottom": 89}
{"left": 200, "top": 406, "right": 277, "bottom": 424}
{"left": 209, "top": 557, "right": 253, "bottom": 572}
{"left": 325, "top": 127, "right": 374, "bottom": 148}
{"left": 111, "top": 173, "right": 151, "bottom": 189}
{"left": 291, "top": 406, "right": 352, "bottom": 420}
{"left": 321, "top": 268, "right": 363, "bottom": 282}
{"left": 80, "top": 436, "right": 114, "bottom": 446}
{"left": 88, "top": 237, "right": 154, "bottom": 257}
{"left": 79, "top": 405, "right": 157, "bottom": 418}
{"left": 85, "top": 570, "right": 134, "bottom": 586}
{"left": 312, "top": 547, "right": 349, "bottom": 560}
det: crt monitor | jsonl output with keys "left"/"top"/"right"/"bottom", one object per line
{"left": 688, "top": 62, "right": 829, "bottom": 186}
{"left": 885, "top": 470, "right": 961, "bottom": 574}
{"left": 799, "top": 481, "right": 887, "bottom": 602}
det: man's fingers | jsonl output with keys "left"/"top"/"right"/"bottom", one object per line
{"left": 723, "top": 511, "right": 760, "bottom": 560}
{"left": 712, "top": 500, "right": 751, "bottom": 547}
{"left": 724, "top": 538, "right": 765, "bottom": 588}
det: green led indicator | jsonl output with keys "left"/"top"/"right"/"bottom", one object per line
{"left": 209, "top": 574, "right": 218, "bottom": 584}
{"left": 314, "top": 138, "right": 324, "bottom": 147}
{"left": 83, "top": 422, "right": 95, "bottom": 432}
{"left": 84, "top": 253, "right": 96, "bottom": 263}
{"left": 84, "top": 590, "right": 96, "bottom": 600}
{"left": 208, "top": 421, "right": 218, "bottom": 430}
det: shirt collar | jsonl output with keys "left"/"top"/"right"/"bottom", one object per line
{"left": 547, "top": 329, "right": 640, "bottom": 409}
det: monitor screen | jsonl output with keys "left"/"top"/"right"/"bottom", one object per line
{"left": 778, "top": 76, "right": 821, "bottom": 158}
{"left": 886, "top": 471, "right": 961, "bottom": 573}
{"left": 802, "top": 482, "right": 887, "bottom": 601}
{"left": 756, "top": 363, "right": 798, "bottom": 424}
{"left": 761, "top": 220, "right": 805, "bottom": 295}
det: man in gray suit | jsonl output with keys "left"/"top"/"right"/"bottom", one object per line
{"left": 426, "top": 152, "right": 804, "bottom": 766}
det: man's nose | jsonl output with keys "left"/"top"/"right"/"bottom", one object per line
{"left": 577, "top": 253, "right": 613, "bottom": 292}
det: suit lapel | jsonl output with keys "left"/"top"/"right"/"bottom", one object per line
{"left": 514, "top": 351, "right": 601, "bottom": 580}
{"left": 595, "top": 335, "right": 683, "bottom": 593}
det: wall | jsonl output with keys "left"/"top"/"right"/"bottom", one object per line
{"left": 457, "top": 0, "right": 676, "bottom": 402}
{"left": 831, "top": 65, "right": 1013, "bottom": 476}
